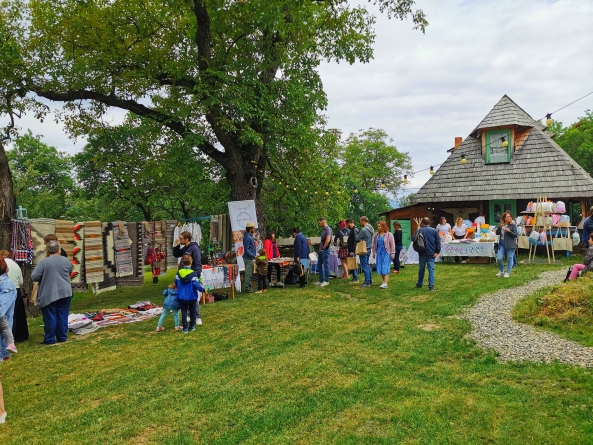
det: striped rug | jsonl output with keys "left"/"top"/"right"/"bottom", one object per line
{"left": 154, "top": 220, "right": 167, "bottom": 275}
{"left": 84, "top": 221, "right": 104, "bottom": 283}
{"left": 55, "top": 220, "right": 74, "bottom": 259}
{"left": 71, "top": 222, "right": 84, "bottom": 284}
{"left": 166, "top": 220, "right": 178, "bottom": 269}
{"left": 29, "top": 218, "right": 55, "bottom": 265}
{"left": 112, "top": 221, "right": 134, "bottom": 277}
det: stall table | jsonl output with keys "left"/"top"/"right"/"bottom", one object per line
{"left": 438, "top": 241, "right": 496, "bottom": 262}
{"left": 201, "top": 264, "right": 236, "bottom": 304}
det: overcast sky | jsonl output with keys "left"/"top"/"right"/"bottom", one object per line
{"left": 10, "top": 0, "right": 593, "bottom": 197}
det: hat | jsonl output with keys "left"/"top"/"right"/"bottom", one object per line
{"left": 245, "top": 221, "right": 255, "bottom": 228}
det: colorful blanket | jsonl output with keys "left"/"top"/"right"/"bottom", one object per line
{"left": 91, "top": 222, "right": 117, "bottom": 294}
{"left": 29, "top": 218, "right": 55, "bottom": 265}
{"left": 166, "top": 220, "right": 178, "bottom": 269}
{"left": 112, "top": 221, "right": 134, "bottom": 277}
{"left": 55, "top": 219, "right": 75, "bottom": 258}
{"left": 84, "top": 221, "right": 104, "bottom": 283}
{"left": 71, "top": 222, "right": 84, "bottom": 284}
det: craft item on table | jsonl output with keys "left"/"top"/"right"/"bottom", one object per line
{"left": 112, "top": 221, "right": 134, "bottom": 277}
{"left": 128, "top": 301, "right": 157, "bottom": 311}
{"left": 91, "top": 222, "right": 117, "bottom": 294}
{"left": 29, "top": 218, "right": 55, "bottom": 265}
{"left": 84, "top": 221, "right": 104, "bottom": 283}
{"left": 71, "top": 223, "right": 84, "bottom": 284}
{"left": 10, "top": 219, "right": 34, "bottom": 264}
{"left": 555, "top": 201, "right": 566, "bottom": 213}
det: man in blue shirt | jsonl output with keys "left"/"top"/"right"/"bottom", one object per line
{"left": 243, "top": 222, "right": 257, "bottom": 293}
{"left": 415, "top": 217, "right": 441, "bottom": 291}
{"left": 317, "top": 217, "right": 333, "bottom": 287}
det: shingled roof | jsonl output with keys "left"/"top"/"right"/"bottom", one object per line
{"left": 472, "top": 94, "right": 546, "bottom": 133}
{"left": 414, "top": 96, "right": 593, "bottom": 202}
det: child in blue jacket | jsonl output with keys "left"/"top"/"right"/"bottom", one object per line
{"left": 155, "top": 282, "right": 181, "bottom": 332}
{"left": 175, "top": 254, "right": 205, "bottom": 333}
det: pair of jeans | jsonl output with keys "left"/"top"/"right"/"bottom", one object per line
{"left": 393, "top": 245, "right": 403, "bottom": 271}
{"left": 360, "top": 250, "right": 372, "bottom": 284}
{"left": 318, "top": 248, "right": 330, "bottom": 283}
{"left": 257, "top": 274, "right": 267, "bottom": 290}
{"left": 179, "top": 300, "right": 197, "bottom": 330}
{"left": 40, "top": 297, "right": 72, "bottom": 344}
{"left": 157, "top": 306, "right": 180, "bottom": 328}
{"left": 497, "top": 244, "right": 514, "bottom": 274}
{"left": 0, "top": 295, "right": 15, "bottom": 359}
{"left": 244, "top": 258, "right": 254, "bottom": 290}
{"left": 417, "top": 255, "right": 435, "bottom": 288}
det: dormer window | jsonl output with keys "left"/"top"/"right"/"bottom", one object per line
{"left": 486, "top": 129, "right": 511, "bottom": 163}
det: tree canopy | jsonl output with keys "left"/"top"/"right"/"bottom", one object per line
{"left": 554, "top": 110, "right": 593, "bottom": 177}
{"left": 0, "top": 0, "right": 427, "bottom": 229}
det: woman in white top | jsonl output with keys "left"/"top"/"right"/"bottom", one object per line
{"left": 436, "top": 217, "right": 451, "bottom": 236}
{"left": 452, "top": 217, "right": 469, "bottom": 263}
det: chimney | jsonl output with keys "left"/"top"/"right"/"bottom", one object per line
{"left": 454, "top": 137, "right": 462, "bottom": 149}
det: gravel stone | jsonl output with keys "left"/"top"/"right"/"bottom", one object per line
{"left": 463, "top": 269, "right": 593, "bottom": 367}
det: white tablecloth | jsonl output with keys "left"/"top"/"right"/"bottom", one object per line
{"left": 440, "top": 242, "right": 496, "bottom": 258}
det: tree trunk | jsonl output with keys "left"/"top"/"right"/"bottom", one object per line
{"left": 0, "top": 141, "right": 15, "bottom": 250}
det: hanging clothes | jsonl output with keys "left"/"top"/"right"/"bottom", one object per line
{"left": 11, "top": 219, "right": 34, "bottom": 264}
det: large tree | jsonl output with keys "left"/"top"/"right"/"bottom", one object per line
{"left": 0, "top": 0, "right": 426, "bottom": 229}
{"left": 554, "top": 110, "right": 593, "bottom": 176}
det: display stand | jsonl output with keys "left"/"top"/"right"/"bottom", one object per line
{"left": 527, "top": 196, "right": 555, "bottom": 264}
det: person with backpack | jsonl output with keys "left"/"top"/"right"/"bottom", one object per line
{"left": 414, "top": 217, "right": 441, "bottom": 291}
{"left": 334, "top": 220, "right": 351, "bottom": 278}
{"left": 355, "top": 216, "right": 374, "bottom": 288}
{"left": 566, "top": 233, "right": 593, "bottom": 281}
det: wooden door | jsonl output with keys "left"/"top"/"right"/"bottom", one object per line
{"left": 391, "top": 219, "right": 412, "bottom": 247}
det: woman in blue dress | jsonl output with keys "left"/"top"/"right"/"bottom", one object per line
{"left": 372, "top": 221, "right": 396, "bottom": 289}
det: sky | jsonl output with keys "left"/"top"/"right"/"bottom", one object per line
{"left": 9, "top": 0, "right": 593, "bottom": 198}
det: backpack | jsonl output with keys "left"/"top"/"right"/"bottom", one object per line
{"left": 412, "top": 229, "right": 426, "bottom": 254}
{"left": 555, "top": 201, "right": 566, "bottom": 213}
{"left": 339, "top": 228, "right": 349, "bottom": 248}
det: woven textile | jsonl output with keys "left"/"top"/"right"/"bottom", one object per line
{"left": 29, "top": 218, "right": 55, "bottom": 265}
{"left": 10, "top": 219, "right": 33, "bottom": 263}
{"left": 84, "top": 221, "right": 104, "bottom": 283}
{"left": 91, "top": 222, "right": 117, "bottom": 294}
{"left": 71, "top": 222, "right": 85, "bottom": 284}
{"left": 154, "top": 220, "right": 167, "bottom": 275}
{"left": 166, "top": 220, "right": 178, "bottom": 269}
{"left": 112, "top": 221, "right": 134, "bottom": 277}
{"left": 55, "top": 220, "right": 75, "bottom": 258}
{"left": 127, "top": 222, "right": 143, "bottom": 277}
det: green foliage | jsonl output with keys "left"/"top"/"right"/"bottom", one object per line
{"left": 73, "top": 117, "right": 230, "bottom": 221}
{"left": 7, "top": 130, "right": 75, "bottom": 219}
{"left": 554, "top": 110, "right": 593, "bottom": 176}
{"left": 0, "top": 0, "right": 427, "bottom": 227}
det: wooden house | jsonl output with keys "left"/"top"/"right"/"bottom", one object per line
{"left": 381, "top": 95, "right": 593, "bottom": 241}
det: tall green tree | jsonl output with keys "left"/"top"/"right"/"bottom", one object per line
{"left": 0, "top": 0, "right": 427, "bottom": 230}
{"left": 73, "top": 117, "right": 229, "bottom": 221}
{"left": 554, "top": 110, "right": 593, "bottom": 176}
{"left": 7, "top": 131, "right": 75, "bottom": 219}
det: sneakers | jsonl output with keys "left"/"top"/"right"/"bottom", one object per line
{"left": 190, "top": 326, "right": 196, "bottom": 331}
{"left": 0, "top": 411, "right": 6, "bottom": 424}
{"left": 349, "top": 279, "right": 360, "bottom": 285}
{"left": 319, "top": 281, "right": 329, "bottom": 287}
{"left": 315, "top": 282, "right": 322, "bottom": 286}
{"left": 196, "top": 318, "right": 202, "bottom": 326}
{"left": 255, "top": 290, "right": 263, "bottom": 294}
{"left": 155, "top": 326, "right": 164, "bottom": 332}
{"left": 182, "top": 328, "right": 188, "bottom": 333}
{"left": 429, "top": 287, "right": 435, "bottom": 292}
{"left": 359, "top": 283, "right": 371, "bottom": 288}
{"left": 379, "top": 283, "right": 388, "bottom": 289}
{"left": 503, "top": 273, "right": 510, "bottom": 278}
{"left": 496, "top": 271, "right": 504, "bottom": 277}
{"left": 6, "top": 344, "right": 17, "bottom": 353}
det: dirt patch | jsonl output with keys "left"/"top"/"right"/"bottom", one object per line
{"left": 417, "top": 324, "right": 441, "bottom": 331}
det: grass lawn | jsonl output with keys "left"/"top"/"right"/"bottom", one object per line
{"left": 1, "top": 255, "right": 592, "bottom": 444}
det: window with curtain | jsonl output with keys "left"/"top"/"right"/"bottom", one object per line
{"left": 487, "top": 129, "right": 511, "bottom": 163}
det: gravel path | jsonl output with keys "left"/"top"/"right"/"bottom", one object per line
{"left": 464, "top": 269, "right": 593, "bottom": 367}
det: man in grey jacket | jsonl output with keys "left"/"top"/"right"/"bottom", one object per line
{"left": 31, "top": 240, "right": 73, "bottom": 345}
{"left": 355, "top": 216, "right": 374, "bottom": 288}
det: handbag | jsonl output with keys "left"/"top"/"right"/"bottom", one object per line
{"left": 31, "top": 282, "right": 39, "bottom": 305}
{"left": 355, "top": 240, "right": 367, "bottom": 256}
{"left": 346, "top": 256, "right": 357, "bottom": 270}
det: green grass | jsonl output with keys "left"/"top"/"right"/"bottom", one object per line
{"left": 514, "top": 262, "right": 593, "bottom": 347}
{"left": 2, "top": 255, "right": 593, "bottom": 444}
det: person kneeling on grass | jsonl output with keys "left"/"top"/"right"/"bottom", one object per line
{"left": 156, "top": 282, "right": 181, "bottom": 332}
{"left": 255, "top": 248, "right": 268, "bottom": 294}
{"left": 175, "top": 254, "right": 205, "bottom": 333}
{"left": 566, "top": 233, "right": 593, "bottom": 281}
